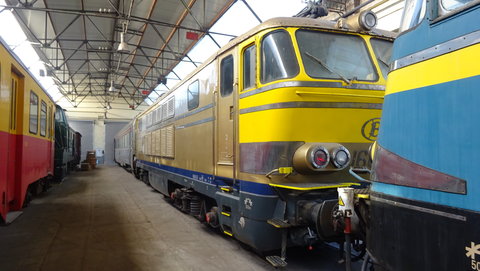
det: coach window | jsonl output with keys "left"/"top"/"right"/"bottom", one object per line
{"left": 29, "top": 91, "right": 38, "bottom": 134}
{"left": 220, "top": 55, "right": 234, "bottom": 97}
{"left": 187, "top": 80, "right": 199, "bottom": 111}
{"left": 261, "top": 30, "right": 299, "bottom": 84}
{"left": 40, "top": 101, "right": 47, "bottom": 137}
{"left": 243, "top": 44, "right": 256, "bottom": 90}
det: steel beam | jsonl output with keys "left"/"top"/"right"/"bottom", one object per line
{"left": 57, "top": 42, "right": 85, "bottom": 69}
{"left": 45, "top": 14, "right": 81, "bottom": 47}
{"left": 65, "top": 60, "right": 88, "bottom": 82}
{"left": 240, "top": 0, "right": 263, "bottom": 23}
{"left": 179, "top": 0, "right": 204, "bottom": 30}
{"left": 1, "top": 5, "right": 237, "bottom": 37}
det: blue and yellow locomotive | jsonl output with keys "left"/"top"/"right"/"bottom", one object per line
{"left": 367, "top": 0, "right": 480, "bottom": 269}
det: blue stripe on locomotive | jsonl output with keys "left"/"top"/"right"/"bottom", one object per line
{"left": 138, "top": 159, "right": 277, "bottom": 196}
{"left": 372, "top": 75, "right": 480, "bottom": 212}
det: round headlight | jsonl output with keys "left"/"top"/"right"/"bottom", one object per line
{"left": 332, "top": 146, "right": 351, "bottom": 169}
{"left": 359, "top": 10, "right": 377, "bottom": 30}
{"left": 310, "top": 146, "right": 329, "bottom": 169}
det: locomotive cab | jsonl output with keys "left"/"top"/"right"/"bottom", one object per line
{"left": 54, "top": 105, "right": 77, "bottom": 180}
{"left": 238, "top": 19, "right": 392, "bottom": 183}
{"left": 233, "top": 18, "right": 394, "bottom": 259}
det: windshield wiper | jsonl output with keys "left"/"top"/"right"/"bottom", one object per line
{"left": 377, "top": 56, "right": 389, "bottom": 68}
{"left": 304, "top": 52, "right": 351, "bottom": 85}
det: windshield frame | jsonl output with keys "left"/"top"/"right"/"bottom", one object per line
{"left": 295, "top": 29, "right": 379, "bottom": 83}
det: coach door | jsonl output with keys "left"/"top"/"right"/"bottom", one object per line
{"left": 5, "top": 71, "right": 22, "bottom": 215}
{"left": 215, "top": 52, "right": 237, "bottom": 180}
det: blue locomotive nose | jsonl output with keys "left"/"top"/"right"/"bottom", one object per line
{"left": 366, "top": 0, "right": 480, "bottom": 269}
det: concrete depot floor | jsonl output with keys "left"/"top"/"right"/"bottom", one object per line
{"left": 0, "top": 166, "right": 361, "bottom": 271}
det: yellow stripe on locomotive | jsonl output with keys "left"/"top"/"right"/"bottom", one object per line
{"left": 387, "top": 43, "right": 480, "bottom": 96}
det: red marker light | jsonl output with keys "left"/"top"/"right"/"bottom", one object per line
{"left": 312, "top": 148, "right": 328, "bottom": 168}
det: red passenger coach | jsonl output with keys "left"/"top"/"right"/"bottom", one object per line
{"left": 0, "top": 37, "right": 56, "bottom": 223}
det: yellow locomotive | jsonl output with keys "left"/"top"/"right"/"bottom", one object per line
{"left": 116, "top": 15, "right": 394, "bottom": 265}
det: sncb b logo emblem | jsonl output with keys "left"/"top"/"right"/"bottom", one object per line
{"left": 362, "top": 118, "right": 380, "bottom": 141}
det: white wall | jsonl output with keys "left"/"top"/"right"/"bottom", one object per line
{"left": 70, "top": 120, "right": 128, "bottom": 165}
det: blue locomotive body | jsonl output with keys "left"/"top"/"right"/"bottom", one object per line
{"left": 369, "top": 0, "right": 480, "bottom": 270}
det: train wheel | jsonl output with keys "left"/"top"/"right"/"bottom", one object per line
{"left": 44, "top": 176, "right": 53, "bottom": 192}
{"left": 133, "top": 169, "right": 140, "bottom": 179}
{"left": 141, "top": 171, "right": 150, "bottom": 186}
{"left": 33, "top": 180, "right": 44, "bottom": 196}
{"left": 134, "top": 168, "right": 140, "bottom": 179}
{"left": 23, "top": 190, "right": 32, "bottom": 208}
{"left": 205, "top": 207, "right": 219, "bottom": 228}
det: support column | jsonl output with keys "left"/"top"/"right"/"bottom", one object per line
{"left": 93, "top": 119, "right": 105, "bottom": 164}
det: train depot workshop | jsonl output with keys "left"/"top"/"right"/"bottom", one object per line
{"left": 0, "top": 0, "right": 477, "bottom": 270}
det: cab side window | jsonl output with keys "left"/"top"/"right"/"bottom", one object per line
{"left": 220, "top": 55, "right": 234, "bottom": 97}
{"left": 440, "top": 0, "right": 474, "bottom": 13}
{"left": 243, "top": 45, "right": 256, "bottom": 90}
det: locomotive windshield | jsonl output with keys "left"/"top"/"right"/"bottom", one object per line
{"left": 399, "top": 0, "right": 426, "bottom": 31}
{"left": 370, "top": 38, "right": 393, "bottom": 79}
{"left": 400, "top": 0, "right": 474, "bottom": 31}
{"left": 55, "top": 106, "right": 66, "bottom": 123}
{"left": 296, "top": 30, "right": 378, "bottom": 82}
{"left": 55, "top": 110, "right": 61, "bottom": 121}
{"left": 441, "top": 0, "right": 474, "bottom": 10}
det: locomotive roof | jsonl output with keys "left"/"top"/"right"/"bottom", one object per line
{"left": 139, "top": 17, "right": 396, "bottom": 117}
{"left": 217, "top": 17, "right": 396, "bottom": 57}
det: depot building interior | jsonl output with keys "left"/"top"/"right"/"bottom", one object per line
{"left": 0, "top": 0, "right": 464, "bottom": 270}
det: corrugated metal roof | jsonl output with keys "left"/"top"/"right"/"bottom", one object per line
{"left": 4, "top": 0, "right": 235, "bottom": 120}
